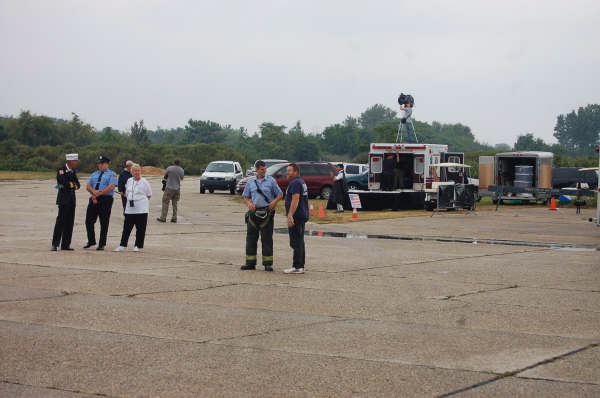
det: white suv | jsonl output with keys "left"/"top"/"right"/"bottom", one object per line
{"left": 200, "top": 161, "right": 244, "bottom": 194}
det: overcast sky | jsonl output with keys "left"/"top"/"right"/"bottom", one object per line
{"left": 1, "top": 0, "right": 599, "bottom": 145}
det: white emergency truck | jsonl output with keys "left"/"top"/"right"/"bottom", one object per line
{"left": 361, "top": 143, "right": 471, "bottom": 210}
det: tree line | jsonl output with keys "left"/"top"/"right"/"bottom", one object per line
{"left": 0, "top": 104, "right": 597, "bottom": 174}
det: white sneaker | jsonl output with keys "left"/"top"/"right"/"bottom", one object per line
{"left": 133, "top": 246, "right": 141, "bottom": 252}
{"left": 283, "top": 267, "right": 304, "bottom": 274}
{"left": 114, "top": 246, "right": 126, "bottom": 252}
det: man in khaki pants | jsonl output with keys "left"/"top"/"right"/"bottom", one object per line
{"left": 157, "top": 159, "right": 184, "bottom": 223}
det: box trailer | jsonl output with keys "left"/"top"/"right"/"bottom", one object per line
{"left": 479, "top": 151, "right": 554, "bottom": 203}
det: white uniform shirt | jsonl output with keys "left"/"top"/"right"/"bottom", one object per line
{"left": 125, "top": 177, "right": 152, "bottom": 214}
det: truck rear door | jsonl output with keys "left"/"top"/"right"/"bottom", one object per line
{"left": 442, "top": 152, "right": 465, "bottom": 182}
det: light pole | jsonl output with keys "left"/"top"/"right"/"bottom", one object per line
{"left": 596, "top": 139, "right": 599, "bottom": 227}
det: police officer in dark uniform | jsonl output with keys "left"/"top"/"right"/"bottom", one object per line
{"left": 84, "top": 156, "right": 118, "bottom": 250}
{"left": 51, "top": 153, "right": 80, "bottom": 251}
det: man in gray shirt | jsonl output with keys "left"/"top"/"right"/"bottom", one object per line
{"left": 157, "top": 159, "right": 184, "bottom": 223}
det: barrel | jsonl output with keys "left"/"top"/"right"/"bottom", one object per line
{"left": 514, "top": 165, "right": 534, "bottom": 187}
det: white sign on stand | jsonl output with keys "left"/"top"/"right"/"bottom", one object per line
{"left": 349, "top": 194, "right": 362, "bottom": 209}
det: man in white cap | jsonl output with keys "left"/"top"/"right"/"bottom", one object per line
{"left": 52, "top": 153, "right": 80, "bottom": 251}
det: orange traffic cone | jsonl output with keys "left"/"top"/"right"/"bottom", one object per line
{"left": 549, "top": 197, "right": 558, "bottom": 211}
{"left": 309, "top": 202, "right": 315, "bottom": 216}
{"left": 317, "top": 203, "right": 325, "bottom": 218}
{"left": 352, "top": 208, "right": 358, "bottom": 219}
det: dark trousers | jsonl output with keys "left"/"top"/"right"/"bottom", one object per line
{"left": 120, "top": 213, "right": 148, "bottom": 248}
{"left": 288, "top": 220, "right": 306, "bottom": 269}
{"left": 382, "top": 173, "right": 394, "bottom": 191}
{"left": 85, "top": 196, "right": 113, "bottom": 247}
{"left": 121, "top": 195, "right": 127, "bottom": 213}
{"left": 245, "top": 215, "right": 274, "bottom": 266}
{"left": 52, "top": 205, "right": 75, "bottom": 248}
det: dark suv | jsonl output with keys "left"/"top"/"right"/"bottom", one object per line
{"left": 236, "top": 162, "right": 337, "bottom": 199}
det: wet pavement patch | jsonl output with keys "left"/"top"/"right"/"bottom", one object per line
{"left": 274, "top": 228, "right": 598, "bottom": 250}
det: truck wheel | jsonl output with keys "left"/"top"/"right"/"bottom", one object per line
{"left": 200, "top": 185, "right": 206, "bottom": 194}
{"left": 320, "top": 186, "right": 333, "bottom": 200}
{"left": 230, "top": 186, "right": 235, "bottom": 195}
{"left": 348, "top": 182, "right": 360, "bottom": 191}
{"left": 209, "top": 188, "right": 215, "bottom": 194}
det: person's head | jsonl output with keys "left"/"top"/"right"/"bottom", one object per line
{"left": 65, "top": 153, "right": 78, "bottom": 169}
{"left": 174, "top": 159, "right": 181, "bottom": 166}
{"left": 131, "top": 164, "right": 142, "bottom": 180}
{"left": 336, "top": 163, "right": 343, "bottom": 172}
{"left": 255, "top": 160, "right": 267, "bottom": 178}
{"left": 97, "top": 156, "right": 110, "bottom": 171}
{"left": 125, "top": 160, "right": 134, "bottom": 171}
{"left": 287, "top": 163, "right": 299, "bottom": 180}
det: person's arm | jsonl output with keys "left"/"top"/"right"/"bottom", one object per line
{"left": 145, "top": 179, "right": 152, "bottom": 199}
{"left": 268, "top": 194, "right": 283, "bottom": 210}
{"left": 287, "top": 193, "right": 300, "bottom": 227}
{"left": 242, "top": 182, "right": 256, "bottom": 211}
{"left": 97, "top": 184, "right": 116, "bottom": 196}
{"left": 97, "top": 173, "right": 117, "bottom": 196}
{"left": 268, "top": 181, "right": 283, "bottom": 210}
{"left": 243, "top": 196, "right": 256, "bottom": 212}
{"left": 57, "top": 167, "right": 70, "bottom": 187}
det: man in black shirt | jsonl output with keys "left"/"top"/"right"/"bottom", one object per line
{"left": 118, "top": 160, "right": 134, "bottom": 212}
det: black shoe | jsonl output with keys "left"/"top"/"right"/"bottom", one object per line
{"left": 51, "top": 246, "right": 57, "bottom": 251}
{"left": 156, "top": 218, "right": 166, "bottom": 223}
{"left": 240, "top": 265, "right": 256, "bottom": 270}
{"left": 61, "top": 247, "right": 74, "bottom": 251}
{"left": 264, "top": 266, "right": 273, "bottom": 272}
{"left": 83, "top": 242, "right": 96, "bottom": 249}
{"left": 170, "top": 218, "right": 177, "bottom": 223}
{"left": 96, "top": 246, "right": 105, "bottom": 251}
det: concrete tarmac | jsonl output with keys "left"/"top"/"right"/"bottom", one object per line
{"left": 0, "top": 176, "right": 598, "bottom": 397}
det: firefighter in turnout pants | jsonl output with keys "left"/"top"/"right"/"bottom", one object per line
{"left": 241, "top": 160, "right": 283, "bottom": 271}
{"left": 51, "top": 153, "right": 80, "bottom": 251}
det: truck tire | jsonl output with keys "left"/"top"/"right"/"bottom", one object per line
{"left": 209, "top": 188, "right": 214, "bottom": 194}
{"left": 200, "top": 185, "right": 206, "bottom": 194}
{"left": 348, "top": 182, "right": 360, "bottom": 191}
{"left": 230, "top": 186, "right": 235, "bottom": 195}
{"left": 320, "top": 186, "right": 333, "bottom": 200}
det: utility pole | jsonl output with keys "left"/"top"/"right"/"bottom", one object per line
{"left": 596, "top": 135, "right": 599, "bottom": 227}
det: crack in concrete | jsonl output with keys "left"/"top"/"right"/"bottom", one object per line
{"left": 208, "top": 317, "right": 346, "bottom": 344}
{"left": 451, "top": 298, "right": 600, "bottom": 314}
{"left": 435, "top": 342, "right": 600, "bottom": 397}
{"left": 514, "top": 375, "right": 600, "bottom": 386}
{"left": 336, "top": 247, "right": 550, "bottom": 273}
{"left": 0, "top": 289, "right": 72, "bottom": 303}
{"left": 1, "top": 380, "right": 124, "bottom": 397}
{"left": 111, "top": 282, "right": 240, "bottom": 298}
